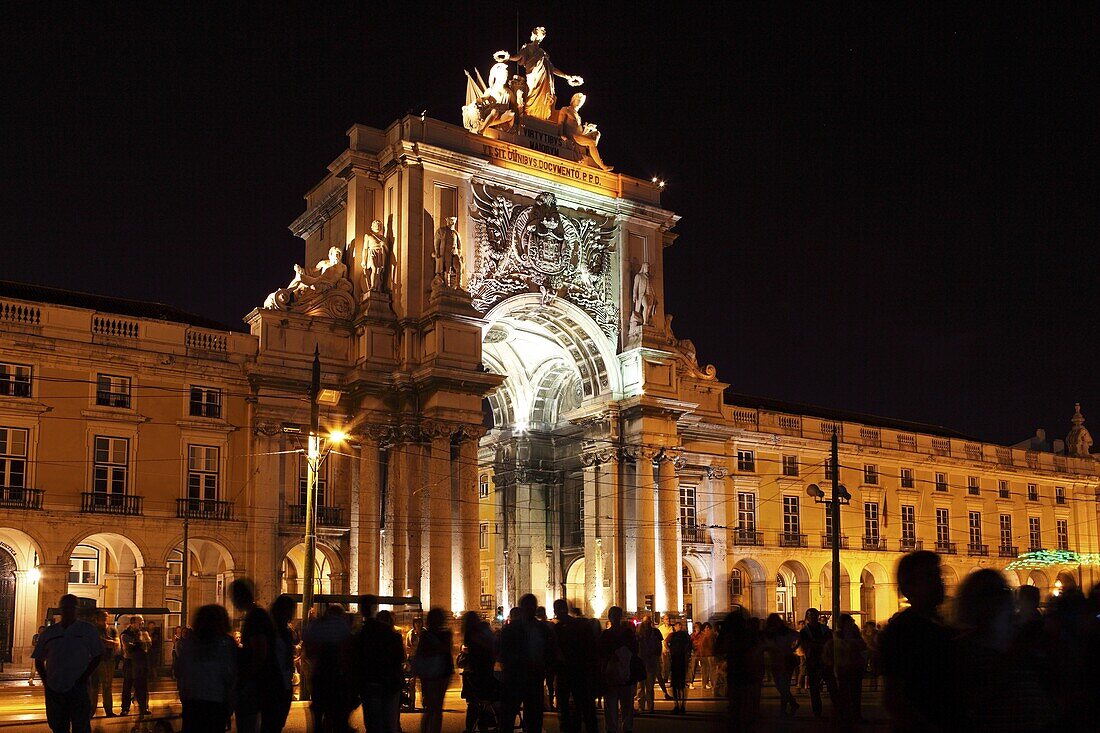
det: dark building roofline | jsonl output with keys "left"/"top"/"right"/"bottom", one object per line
{"left": 0, "top": 280, "right": 238, "bottom": 333}
{"left": 723, "top": 389, "right": 979, "bottom": 443}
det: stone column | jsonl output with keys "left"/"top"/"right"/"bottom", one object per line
{"left": 634, "top": 452, "right": 657, "bottom": 612}
{"left": 136, "top": 566, "right": 168, "bottom": 608}
{"left": 582, "top": 462, "right": 600, "bottom": 616}
{"left": 427, "top": 430, "right": 453, "bottom": 611}
{"left": 389, "top": 429, "right": 416, "bottom": 596}
{"left": 356, "top": 432, "right": 384, "bottom": 595}
{"left": 458, "top": 435, "right": 481, "bottom": 614}
{"left": 655, "top": 454, "right": 680, "bottom": 615}
{"left": 35, "top": 563, "right": 71, "bottom": 622}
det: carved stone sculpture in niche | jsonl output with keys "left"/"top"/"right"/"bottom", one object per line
{"left": 630, "top": 262, "right": 656, "bottom": 327}
{"left": 264, "top": 246, "right": 355, "bottom": 319}
{"left": 362, "top": 217, "right": 394, "bottom": 296}
{"left": 469, "top": 185, "right": 617, "bottom": 339}
{"left": 433, "top": 216, "right": 465, "bottom": 290}
{"left": 494, "top": 27, "right": 583, "bottom": 120}
{"left": 559, "top": 93, "right": 612, "bottom": 172}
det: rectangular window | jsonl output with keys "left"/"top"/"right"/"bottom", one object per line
{"left": 187, "top": 445, "right": 219, "bottom": 501}
{"left": 737, "top": 492, "right": 756, "bottom": 531}
{"left": 824, "top": 506, "right": 833, "bottom": 538}
{"left": 782, "top": 496, "right": 800, "bottom": 535}
{"left": 480, "top": 567, "right": 490, "bottom": 595}
{"left": 999, "top": 480, "right": 1010, "bottom": 499}
{"left": 865, "top": 502, "right": 880, "bottom": 539}
{"left": 936, "top": 508, "right": 950, "bottom": 545}
{"left": 736, "top": 450, "right": 755, "bottom": 473}
{"left": 1055, "top": 486, "right": 1065, "bottom": 505}
{"left": 782, "top": 455, "right": 799, "bottom": 477}
{"left": 166, "top": 558, "right": 183, "bottom": 587}
{"left": 901, "top": 505, "right": 916, "bottom": 542}
{"left": 935, "top": 472, "right": 948, "bottom": 492}
{"left": 824, "top": 458, "right": 834, "bottom": 480}
{"left": 900, "top": 467, "right": 914, "bottom": 488}
{"left": 864, "top": 464, "right": 878, "bottom": 485}
{"left": 0, "top": 363, "right": 32, "bottom": 398}
{"left": 1056, "top": 519, "right": 1069, "bottom": 550}
{"left": 1027, "top": 483, "right": 1038, "bottom": 502}
{"left": 968, "top": 476, "right": 980, "bottom": 496}
{"left": 298, "top": 454, "right": 328, "bottom": 507}
{"left": 189, "top": 386, "right": 222, "bottom": 418}
{"left": 0, "top": 427, "right": 29, "bottom": 490}
{"left": 679, "top": 485, "right": 697, "bottom": 529}
{"left": 999, "top": 515, "right": 1013, "bottom": 552}
{"left": 95, "top": 374, "right": 131, "bottom": 408}
{"left": 93, "top": 436, "right": 129, "bottom": 496}
{"left": 968, "top": 511, "right": 982, "bottom": 547}
{"left": 479, "top": 522, "right": 489, "bottom": 550}
{"left": 1028, "top": 517, "right": 1041, "bottom": 550}
{"left": 479, "top": 474, "right": 490, "bottom": 499}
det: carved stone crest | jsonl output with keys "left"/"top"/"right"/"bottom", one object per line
{"left": 469, "top": 185, "right": 618, "bottom": 338}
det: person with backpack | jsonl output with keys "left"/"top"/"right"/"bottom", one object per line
{"left": 598, "top": 606, "right": 640, "bottom": 733}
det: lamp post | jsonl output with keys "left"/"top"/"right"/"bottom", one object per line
{"left": 806, "top": 429, "right": 850, "bottom": 691}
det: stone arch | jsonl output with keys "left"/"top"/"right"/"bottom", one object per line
{"left": 777, "top": 559, "right": 811, "bottom": 624}
{"left": 860, "top": 561, "right": 893, "bottom": 624}
{"left": 682, "top": 554, "right": 712, "bottom": 620}
{"left": 564, "top": 556, "right": 585, "bottom": 614}
{"left": 0, "top": 528, "right": 45, "bottom": 572}
{"left": 281, "top": 539, "right": 344, "bottom": 599}
{"left": 62, "top": 531, "right": 148, "bottom": 608}
{"left": 1054, "top": 571, "right": 1077, "bottom": 595}
{"left": 729, "top": 557, "right": 767, "bottom": 617}
{"left": 1001, "top": 568, "right": 1022, "bottom": 588}
{"left": 160, "top": 536, "right": 238, "bottom": 611}
{"left": 818, "top": 561, "right": 854, "bottom": 615}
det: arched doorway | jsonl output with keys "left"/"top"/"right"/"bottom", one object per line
{"left": 819, "top": 563, "right": 852, "bottom": 615}
{"left": 729, "top": 558, "right": 767, "bottom": 617}
{"left": 564, "top": 557, "right": 585, "bottom": 614}
{"left": 65, "top": 532, "right": 145, "bottom": 607}
{"left": 0, "top": 547, "right": 15, "bottom": 663}
{"left": 778, "top": 560, "right": 810, "bottom": 623}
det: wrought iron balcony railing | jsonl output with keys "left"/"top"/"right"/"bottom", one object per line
{"left": 732, "top": 529, "right": 763, "bottom": 546}
{"left": 821, "top": 534, "right": 849, "bottom": 549}
{"left": 285, "top": 504, "right": 345, "bottom": 527}
{"left": 682, "top": 525, "right": 711, "bottom": 544}
{"left": 967, "top": 543, "right": 989, "bottom": 557}
{"left": 779, "top": 532, "right": 807, "bottom": 548}
{"left": 81, "top": 492, "right": 143, "bottom": 516}
{"left": 0, "top": 487, "right": 43, "bottom": 510}
{"left": 998, "top": 545, "right": 1018, "bottom": 558}
{"left": 899, "top": 538, "right": 923, "bottom": 552}
{"left": 176, "top": 498, "right": 233, "bottom": 521}
{"left": 935, "top": 540, "right": 957, "bottom": 555}
{"left": 95, "top": 390, "right": 131, "bottom": 408}
{"left": 862, "top": 536, "right": 888, "bottom": 551}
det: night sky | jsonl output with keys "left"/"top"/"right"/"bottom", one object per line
{"left": 4, "top": 4, "right": 1096, "bottom": 446}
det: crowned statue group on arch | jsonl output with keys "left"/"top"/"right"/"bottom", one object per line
{"left": 463, "top": 26, "right": 613, "bottom": 172}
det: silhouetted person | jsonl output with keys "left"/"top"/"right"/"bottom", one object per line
{"left": 861, "top": 622, "right": 880, "bottom": 691}
{"left": 536, "top": 606, "right": 555, "bottom": 710}
{"left": 879, "top": 550, "right": 953, "bottom": 732}
{"left": 552, "top": 599, "right": 598, "bottom": 733}
{"left": 88, "top": 609, "right": 118, "bottom": 718}
{"left": 267, "top": 594, "right": 297, "bottom": 733}
{"left": 230, "top": 578, "right": 280, "bottom": 733}
{"left": 120, "top": 614, "right": 151, "bottom": 716}
{"left": 174, "top": 604, "right": 237, "bottom": 733}
{"left": 635, "top": 614, "right": 663, "bottom": 713}
{"left": 146, "top": 620, "right": 163, "bottom": 679}
{"left": 413, "top": 608, "right": 453, "bottom": 733}
{"left": 824, "top": 613, "right": 866, "bottom": 726}
{"left": 761, "top": 613, "right": 799, "bottom": 716}
{"left": 598, "top": 606, "right": 639, "bottom": 733}
{"left": 954, "top": 569, "right": 1054, "bottom": 731}
{"left": 500, "top": 594, "right": 555, "bottom": 733}
{"left": 358, "top": 595, "right": 407, "bottom": 733}
{"left": 304, "top": 604, "right": 355, "bottom": 733}
{"left": 375, "top": 611, "right": 405, "bottom": 733}
{"left": 459, "top": 610, "right": 496, "bottom": 733}
{"left": 720, "top": 608, "right": 765, "bottom": 732}
{"left": 666, "top": 619, "right": 691, "bottom": 714}
{"left": 797, "top": 608, "right": 835, "bottom": 718}
{"left": 33, "top": 594, "right": 103, "bottom": 733}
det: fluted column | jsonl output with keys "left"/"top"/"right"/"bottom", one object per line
{"left": 427, "top": 427, "right": 453, "bottom": 611}
{"left": 655, "top": 453, "right": 680, "bottom": 615}
{"left": 581, "top": 461, "right": 601, "bottom": 616}
{"left": 634, "top": 451, "right": 657, "bottom": 613}
{"left": 355, "top": 431, "right": 385, "bottom": 596}
{"left": 458, "top": 433, "right": 481, "bottom": 613}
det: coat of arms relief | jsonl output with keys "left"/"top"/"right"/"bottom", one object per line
{"left": 469, "top": 185, "right": 618, "bottom": 339}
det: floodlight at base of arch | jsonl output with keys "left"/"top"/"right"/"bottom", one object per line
{"left": 26, "top": 567, "right": 40, "bottom": 584}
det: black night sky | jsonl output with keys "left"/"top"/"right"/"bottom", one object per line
{"left": 4, "top": 3, "right": 1096, "bottom": 446}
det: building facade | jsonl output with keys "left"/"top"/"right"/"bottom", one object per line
{"left": 1, "top": 51, "right": 1098, "bottom": 665}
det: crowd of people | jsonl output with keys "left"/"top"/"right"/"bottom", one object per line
{"left": 28, "top": 554, "right": 1100, "bottom": 733}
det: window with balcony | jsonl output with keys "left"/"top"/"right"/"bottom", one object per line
{"left": 0, "top": 363, "right": 32, "bottom": 398}
{"left": 479, "top": 474, "right": 490, "bottom": 499}
{"left": 298, "top": 454, "right": 329, "bottom": 507}
{"left": 968, "top": 511, "right": 983, "bottom": 548}
{"left": 782, "top": 496, "right": 800, "bottom": 536}
{"left": 824, "top": 505, "right": 834, "bottom": 538}
{"left": 69, "top": 544, "right": 99, "bottom": 585}
{"left": 900, "top": 467, "right": 914, "bottom": 489}
{"left": 188, "top": 445, "right": 220, "bottom": 501}
{"left": 479, "top": 522, "right": 489, "bottom": 550}
{"left": 737, "top": 492, "right": 756, "bottom": 531}
{"left": 935, "top": 472, "right": 948, "bottom": 492}
{"left": 782, "top": 455, "right": 799, "bottom": 477}
{"left": 999, "top": 480, "right": 1010, "bottom": 499}
{"left": 680, "top": 484, "right": 697, "bottom": 531}
{"left": 1027, "top": 483, "right": 1038, "bottom": 502}
{"left": 1055, "top": 486, "right": 1065, "bottom": 505}
{"left": 936, "top": 508, "right": 950, "bottom": 545}
{"left": 865, "top": 502, "right": 880, "bottom": 540}
{"left": 864, "top": 464, "right": 878, "bottom": 485}
{"left": 0, "top": 427, "right": 28, "bottom": 492}
{"left": 1028, "top": 517, "right": 1041, "bottom": 551}
{"left": 1056, "top": 519, "right": 1069, "bottom": 551}
{"left": 96, "top": 374, "right": 131, "bottom": 408}
{"left": 736, "top": 450, "right": 755, "bottom": 473}
{"left": 189, "top": 386, "right": 222, "bottom": 418}
{"left": 968, "top": 476, "right": 980, "bottom": 496}
{"left": 93, "top": 436, "right": 129, "bottom": 497}
{"left": 901, "top": 505, "right": 916, "bottom": 544}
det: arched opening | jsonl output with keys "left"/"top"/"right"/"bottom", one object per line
{"left": 778, "top": 560, "right": 811, "bottom": 623}
{"left": 165, "top": 538, "right": 235, "bottom": 624}
{"left": 819, "top": 563, "right": 853, "bottom": 615}
{"left": 0, "top": 528, "right": 45, "bottom": 663}
{"left": 564, "top": 557, "right": 585, "bottom": 614}
{"left": 729, "top": 558, "right": 767, "bottom": 617}
{"left": 282, "top": 541, "right": 342, "bottom": 616}
{"left": 65, "top": 532, "right": 145, "bottom": 608}
{"left": 1054, "top": 571, "right": 1077, "bottom": 597}
{"left": 0, "top": 547, "right": 15, "bottom": 663}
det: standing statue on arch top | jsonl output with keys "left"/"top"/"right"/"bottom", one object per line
{"left": 362, "top": 216, "right": 394, "bottom": 296}
{"left": 494, "top": 26, "right": 584, "bottom": 120}
{"left": 433, "top": 216, "right": 466, "bottom": 289}
{"left": 630, "top": 261, "right": 657, "bottom": 327}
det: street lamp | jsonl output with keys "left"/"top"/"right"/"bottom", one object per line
{"left": 806, "top": 429, "right": 850, "bottom": 688}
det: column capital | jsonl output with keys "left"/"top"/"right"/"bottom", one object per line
{"left": 580, "top": 441, "right": 620, "bottom": 466}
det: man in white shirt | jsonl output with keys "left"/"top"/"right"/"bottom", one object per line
{"left": 32, "top": 594, "right": 104, "bottom": 733}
